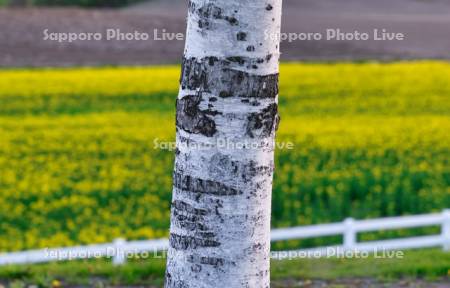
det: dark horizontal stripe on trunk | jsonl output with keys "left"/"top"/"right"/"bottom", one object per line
{"left": 171, "top": 200, "right": 211, "bottom": 232}
{"left": 172, "top": 200, "right": 208, "bottom": 216}
{"left": 187, "top": 254, "right": 226, "bottom": 268}
{"left": 180, "top": 57, "right": 278, "bottom": 99}
{"left": 170, "top": 233, "right": 221, "bottom": 250}
{"left": 173, "top": 171, "right": 243, "bottom": 196}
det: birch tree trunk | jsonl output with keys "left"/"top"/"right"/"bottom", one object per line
{"left": 165, "top": 1, "right": 282, "bottom": 287}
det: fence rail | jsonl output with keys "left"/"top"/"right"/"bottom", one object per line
{"left": 1, "top": 209, "right": 449, "bottom": 266}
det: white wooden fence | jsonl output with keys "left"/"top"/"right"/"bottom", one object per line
{"left": 0, "top": 209, "right": 448, "bottom": 266}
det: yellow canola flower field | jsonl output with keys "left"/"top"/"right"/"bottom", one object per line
{"left": 0, "top": 62, "right": 449, "bottom": 252}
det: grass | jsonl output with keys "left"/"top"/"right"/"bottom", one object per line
{"left": 0, "top": 62, "right": 449, "bottom": 252}
{"left": 0, "top": 249, "right": 448, "bottom": 287}
{"left": 271, "top": 249, "right": 450, "bottom": 281}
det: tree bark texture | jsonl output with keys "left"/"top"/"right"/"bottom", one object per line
{"left": 165, "top": 1, "right": 282, "bottom": 287}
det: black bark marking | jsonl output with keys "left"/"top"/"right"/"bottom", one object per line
{"left": 226, "top": 56, "right": 245, "bottom": 65}
{"left": 241, "top": 160, "right": 274, "bottom": 182}
{"left": 172, "top": 211, "right": 208, "bottom": 232}
{"left": 187, "top": 255, "right": 225, "bottom": 268}
{"left": 208, "top": 153, "right": 274, "bottom": 184}
{"left": 171, "top": 200, "right": 218, "bottom": 237}
{"left": 237, "top": 32, "right": 247, "bottom": 41}
{"left": 172, "top": 194, "right": 225, "bottom": 236}
{"left": 173, "top": 209, "right": 204, "bottom": 224}
{"left": 190, "top": 2, "right": 239, "bottom": 30}
{"left": 165, "top": 272, "right": 188, "bottom": 288}
{"left": 266, "top": 4, "right": 273, "bottom": 11}
{"left": 187, "top": 0, "right": 195, "bottom": 12}
{"left": 246, "top": 103, "right": 280, "bottom": 138}
{"left": 195, "top": 3, "right": 222, "bottom": 30}
{"left": 170, "top": 233, "right": 220, "bottom": 250}
{"left": 171, "top": 199, "right": 210, "bottom": 233}
{"left": 198, "top": 20, "right": 209, "bottom": 29}
{"left": 208, "top": 56, "right": 218, "bottom": 66}
{"left": 225, "top": 16, "right": 239, "bottom": 25}
{"left": 173, "top": 172, "right": 243, "bottom": 196}
{"left": 181, "top": 57, "right": 279, "bottom": 99}
{"left": 172, "top": 200, "right": 208, "bottom": 216}
{"left": 176, "top": 94, "right": 217, "bottom": 137}
{"left": 195, "top": 231, "right": 216, "bottom": 239}
{"left": 247, "top": 45, "right": 255, "bottom": 52}
{"left": 191, "top": 264, "right": 202, "bottom": 272}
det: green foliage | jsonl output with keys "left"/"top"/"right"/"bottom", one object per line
{"left": 0, "top": 62, "right": 449, "bottom": 252}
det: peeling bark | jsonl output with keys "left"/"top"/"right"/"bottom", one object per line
{"left": 166, "top": 0, "right": 282, "bottom": 287}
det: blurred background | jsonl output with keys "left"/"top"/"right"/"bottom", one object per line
{"left": 0, "top": 0, "right": 449, "bottom": 287}
{"left": 1, "top": 0, "right": 450, "bottom": 66}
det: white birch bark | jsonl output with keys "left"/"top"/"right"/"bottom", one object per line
{"left": 165, "top": 1, "right": 282, "bottom": 287}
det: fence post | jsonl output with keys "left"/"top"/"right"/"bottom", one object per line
{"left": 442, "top": 209, "right": 450, "bottom": 251}
{"left": 113, "top": 238, "right": 127, "bottom": 265}
{"left": 343, "top": 218, "right": 356, "bottom": 251}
